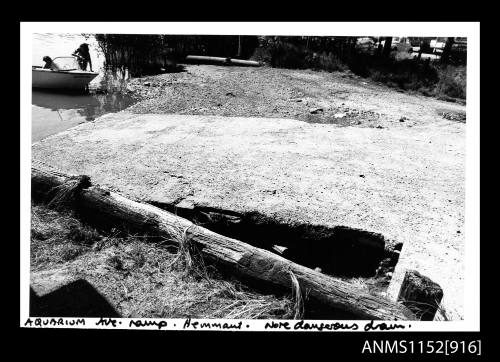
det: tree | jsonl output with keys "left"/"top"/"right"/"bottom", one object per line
{"left": 440, "top": 37, "right": 455, "bottom": 64}
{"left": 237, "top": 35, "right": 242, "bottom": 57}
{"left": 382, "top": 37, "right": 393, "bottom": 58}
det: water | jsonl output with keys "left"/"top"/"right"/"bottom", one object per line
{"left": 32, "top": 33, "right": 136, "bottom": 142}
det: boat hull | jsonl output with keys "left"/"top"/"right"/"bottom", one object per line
{"left": 32, "top": 69, "right": 98, "bottom": 90}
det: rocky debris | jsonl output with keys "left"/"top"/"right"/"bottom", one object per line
{"left": 123, "top": 65, "right": 463, "bottom": 137}
{"left": 272, "top": 245, "right": 287, "bottom": 255}
{"left": 399, "top": 116, "right": 409, "bottom": 122}
{"left": 324, "top": 107, "right": 382, "bottom": 125}
{"left": 143, "top": 81, "right": 151, "bottom": 87}
{"left": 442, "top": 111, "right": 466, "bottom": 123}
{"left": 309, "top": 107, "right": 324, "bottom": 114}
{"left": 306, "top": 105, "right": 383, "bottom": 126}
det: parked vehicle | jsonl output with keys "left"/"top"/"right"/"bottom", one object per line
{"left": 430, "top": 37, "right": 447, "bottom": 54}
{"left": 429, "top": 37, "right": 467, "bottom": 63}
{"left": 452, "top": 37, "right": 467, "bottom": 52}
{"left": 408, "top": 37, "right": 433, "bottom": 54}
{"left": 450, "top": 37, "right": 467, "bottom": 64}
{"left": 375, "top": 37, "right": 413, "bottom": 53}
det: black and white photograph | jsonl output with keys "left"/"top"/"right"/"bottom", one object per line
{"left": 20, "top": 22, "right": 480, "bottom": 335}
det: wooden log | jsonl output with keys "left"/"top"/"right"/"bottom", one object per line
{"left": 31, "top": 163, "right": 415, "bottom": 320}
{"left": 186, "top": 55, "right": 261, "bottom": 67}
{"left": 229, "top": 58, "right": 261, "bottom": 67}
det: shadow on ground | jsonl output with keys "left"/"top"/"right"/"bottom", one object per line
{"left": 30, "top": 279, "right": 120, "bottom": 318}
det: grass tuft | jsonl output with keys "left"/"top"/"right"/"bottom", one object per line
{"left": 31, "top": 203, "right": 98, "bottom": 268}
{"left": 401, "top": 298, "right": 447, "bottom": 321}
{"left": 46, "top": 175, "right": 91, "bottom": 210}
{"left": 289, "top": 271, "right": 304, "bottom": 319}
{"left": 208, "top": 280, "right": 295, "bottom": 319}
{"left": 164, "top": 224, "right": 210, "bottom": 280}
{"left": 60, "top": 244, "right": 87, "bottom": 261}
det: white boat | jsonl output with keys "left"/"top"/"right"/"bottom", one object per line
{"left": 32, "top": 57, "right": 98, "bottom": 90}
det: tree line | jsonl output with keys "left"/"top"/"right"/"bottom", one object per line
{"left": 94, "top": 35, "right": 464, "bottom": 77}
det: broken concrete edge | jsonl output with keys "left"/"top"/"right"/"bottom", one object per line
{"left": 145, "top": 199, "right": 402, "bottom": 278}
{"left": 31, "top": 158, "right": 404, "bottom": 284}
{"left": 148, "top": 197, "right": 405, "bottom": 252}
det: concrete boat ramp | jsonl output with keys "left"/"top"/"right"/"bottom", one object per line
{"left": 32, "top": 112, "right": 465, "bottom": 320}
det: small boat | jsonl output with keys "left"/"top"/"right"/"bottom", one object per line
{"left": 32, "top": 56, "right": 98, "bottom": 90}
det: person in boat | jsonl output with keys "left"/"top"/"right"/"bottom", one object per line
{"left": 72, "top": 43, "right": 93, "bottom": 72}
{"left": 42, "top": 56, "right": 56, "bottom": 70}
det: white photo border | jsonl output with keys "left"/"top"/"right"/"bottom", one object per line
{"left": 20, "top": 21, "right": 480, "bottom": 331}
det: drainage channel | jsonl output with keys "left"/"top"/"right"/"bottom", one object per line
{"left": 149, "top": 201, "right": 402, "bottom": 282}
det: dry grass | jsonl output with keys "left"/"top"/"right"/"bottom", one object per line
{"left": 163, "top": 223, "right": 210, "bottom": 280}
{"left": 46, "top": 175, "right": 91, "bottom": 210}
{"left": 289, "top": 271, "right": 304, "bottom": 319}
{"left": 339, "top": 276, "right": 389, "bottom": 299}
{"left": 31, "top": 203, "right": 100, "bottom": 269}
{"left": 84, "top": 240, "right": 295, "bottom": 319}
{"left": 402, "top": 299, "right": 449, "bottom": 321}
{"left": 433, "top": 305, "right": 451, "bottom": 321}
{"left": 30, "top": 203, "right": 296, "bottom": 319}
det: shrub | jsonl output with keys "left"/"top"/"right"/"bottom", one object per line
{"left": 366, "top": 58, "right": 438, "bottom": 89}
{"left": 251, "top": 36, "right": 466, "bottom": 101}
{"left": 311, "top": 52, "right": 347, "bottom": 72}
{"left": 252, "top": 39, "right": 347, "bottom": 72}
{"left": 434, "top": 65, "right": 466, "bottom": 99}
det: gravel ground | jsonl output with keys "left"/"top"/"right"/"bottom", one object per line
{"left": 126, "top": 64, "right": 465, "bottom": 129}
